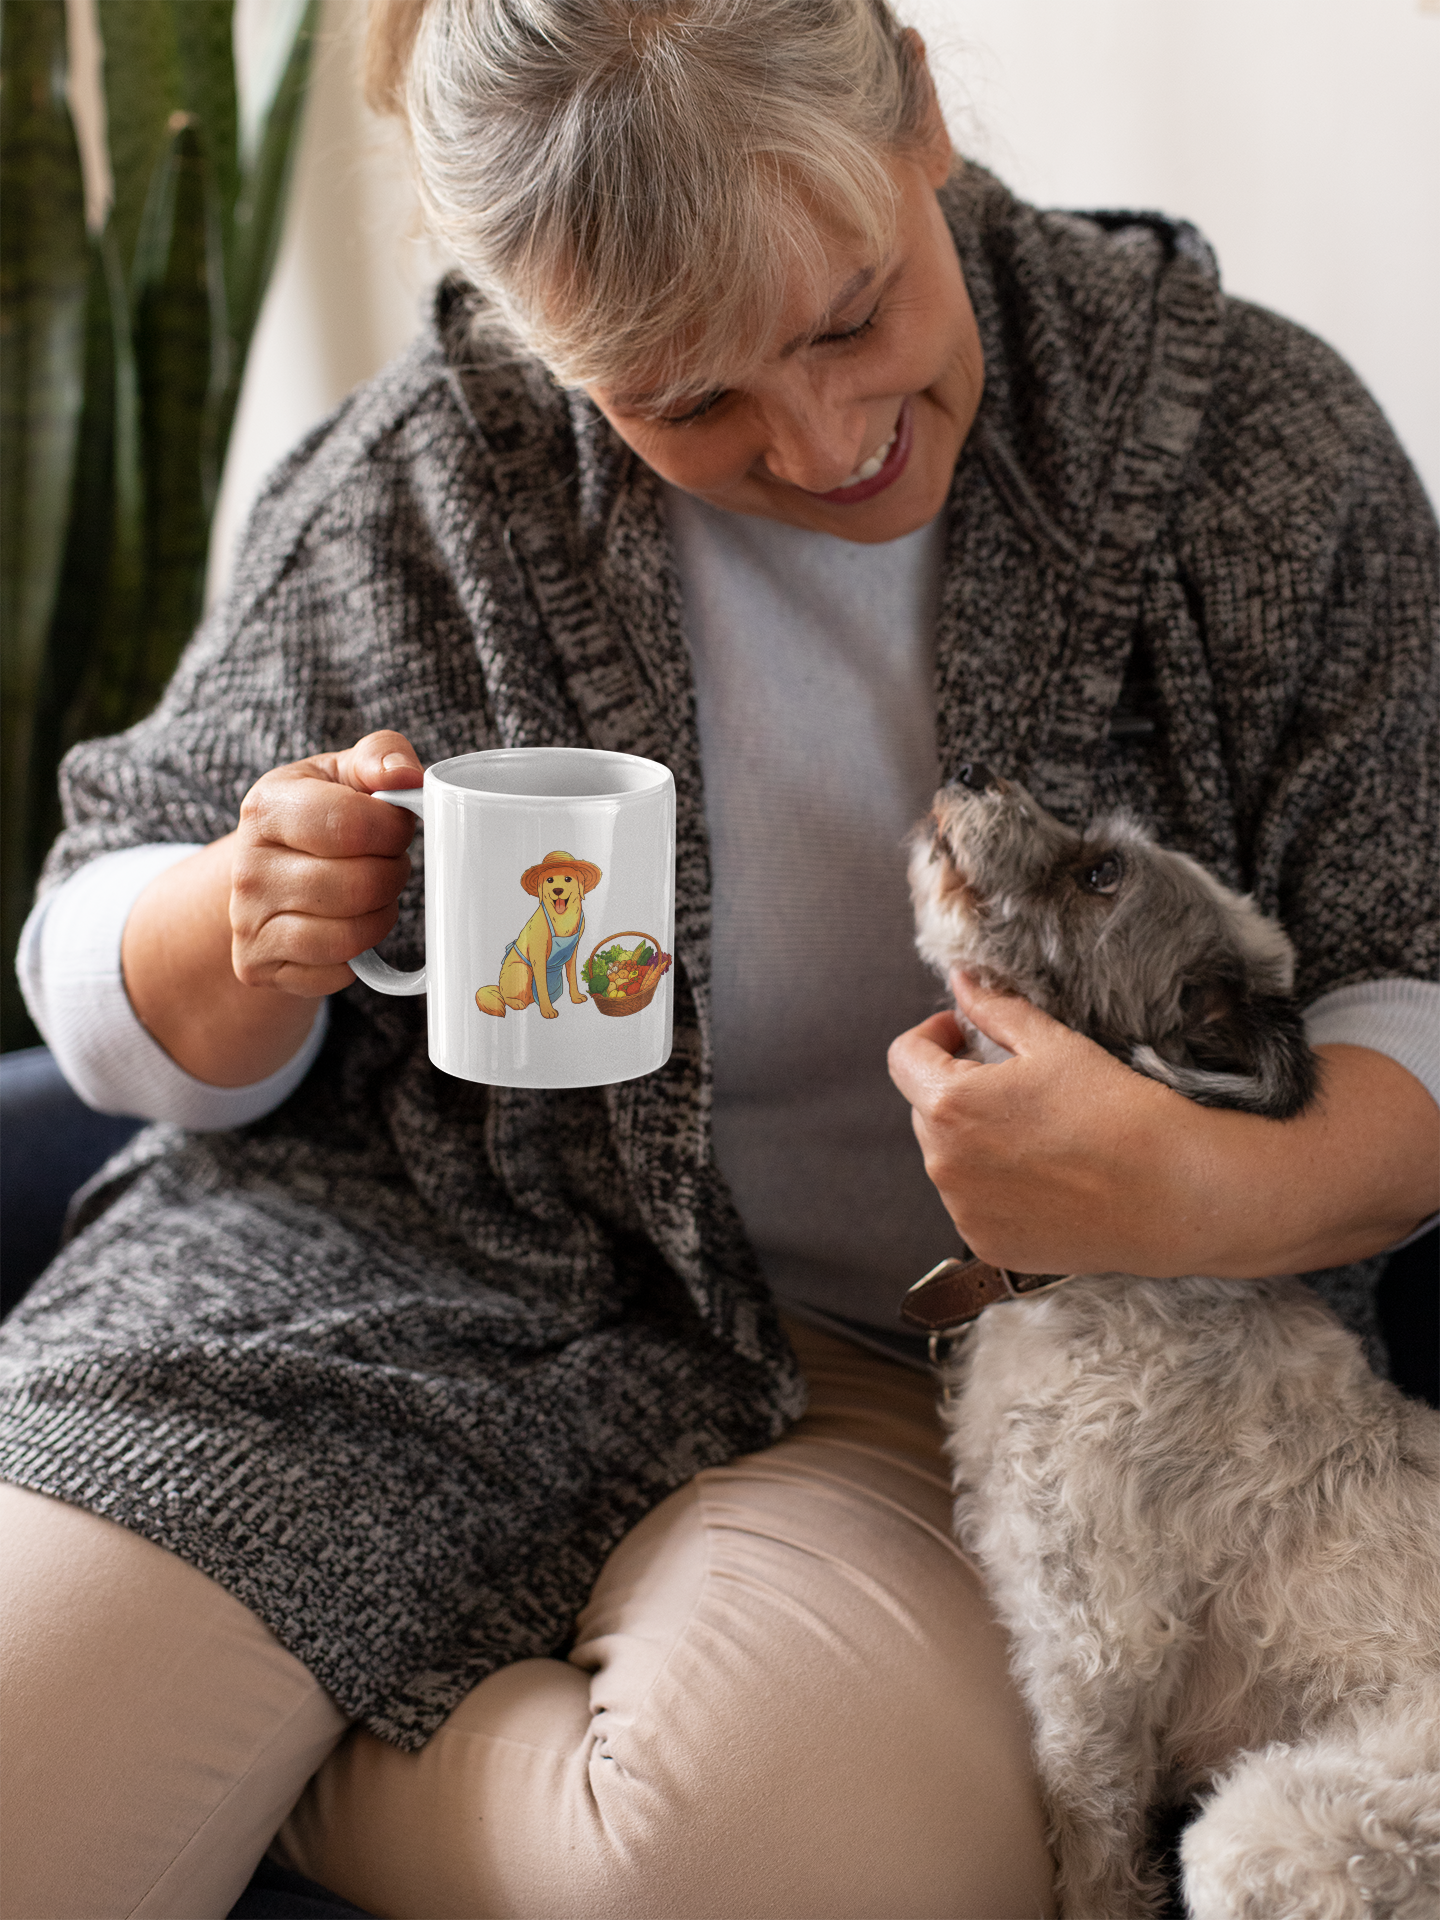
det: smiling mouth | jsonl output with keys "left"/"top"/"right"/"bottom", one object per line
{"left": 810, "top": 398, "right": 913, "bottom": 505}
{"left": 838, "top": 427, "right": 897, "bottom": 486}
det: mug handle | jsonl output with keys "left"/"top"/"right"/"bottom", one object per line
{"left": 349, "top": 788, "right": 427, "bottom": 996}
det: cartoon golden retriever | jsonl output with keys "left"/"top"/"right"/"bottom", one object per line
{"left": 475, "top": 850, "right": 603, "bottom": 1019}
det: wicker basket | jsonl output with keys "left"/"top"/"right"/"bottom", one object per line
{"left": 585, "top": 931, "right": 670, "bottom": 1017}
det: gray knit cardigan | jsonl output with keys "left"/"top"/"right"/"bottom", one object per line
{"left": 2, "top": 168, "right": 1435, "bottom": 1749}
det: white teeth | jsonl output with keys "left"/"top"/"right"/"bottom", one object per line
{"left": 834, "top": 424, "right": 897, "bottom": 488}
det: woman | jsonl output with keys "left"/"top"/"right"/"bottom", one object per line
{"left": 2, "top": 2, "right": 1435, "bottom": 1915}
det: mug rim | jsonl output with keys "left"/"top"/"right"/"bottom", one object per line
{"left": 426, "top": 746, "right": 673, "bottom": 802}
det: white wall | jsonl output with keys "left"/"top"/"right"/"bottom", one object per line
{"left": 915, "top": 0, "right": 1439, "bottom": 503}
{"left": 209, "top": 0, "right": 445, "bottom": 601}
{"left": 210, "top": 0, "right": 1439, "bottom": 601}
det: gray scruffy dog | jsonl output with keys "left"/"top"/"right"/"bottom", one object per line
{"left": 908, "top": 764, "right": 1440, "bottom": 1920}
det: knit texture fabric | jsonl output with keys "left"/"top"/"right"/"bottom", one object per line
{"left": 2, "top": 167, "right": 1435, "bottom": 1748}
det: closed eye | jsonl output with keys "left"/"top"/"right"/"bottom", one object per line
{"left": 654, "top": 301, "right": 884, "bottom": 425}
{"left": 656, "top": 388, "right": 728, "bottom": 426}
{"left": 813, "top": 303, "right": 881, "bottom": 348}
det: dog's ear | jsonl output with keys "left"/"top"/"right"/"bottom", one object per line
{"left": 1130, "top": 992, "right": 1319, "bottom": 1118}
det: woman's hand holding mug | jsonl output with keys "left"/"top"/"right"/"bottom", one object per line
{"left": 120, "top": 731, "right": 423, "bottom": 1088}
{"left": 229, "top": 730, "right": 424, "bottom": 997}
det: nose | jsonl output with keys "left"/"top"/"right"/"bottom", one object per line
{"left": 758, "top": 397, "right": 870, "bottom": 494}
{"left": 956, "top": 762, "right": 1001, "bottom": 793}
{"left": 763, "top": 435, "right": 867, "bottom": 493}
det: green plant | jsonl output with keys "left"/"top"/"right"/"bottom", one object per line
{"left": 1, "top": 0, "right": 319, "bottom": 1049}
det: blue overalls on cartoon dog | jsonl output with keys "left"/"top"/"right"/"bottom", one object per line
{"left": 502, "top": 894, "right": 584, "bottom": 1004}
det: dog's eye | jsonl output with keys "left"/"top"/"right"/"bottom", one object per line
{"left": 1080, "top": 853, "right": 1124, "bottom": 895}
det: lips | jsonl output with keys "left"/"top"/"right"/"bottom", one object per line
{"left": 811, "top": 397, "right": 913, "bottom": 505}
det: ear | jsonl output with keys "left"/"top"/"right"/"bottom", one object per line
{"left": 1131, "top": 994, "right": 1319, "bottom": 1119}
{"left": 898, "top": 29, "right": 953, "bottom": 187}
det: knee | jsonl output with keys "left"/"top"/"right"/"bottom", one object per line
{"left": 285, "top": 1649, "right": 1056, "bottom": 1920}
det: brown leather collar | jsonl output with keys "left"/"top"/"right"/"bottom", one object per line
{"left": 901, "top": 1257, "right": 1078, "bottom": 1343}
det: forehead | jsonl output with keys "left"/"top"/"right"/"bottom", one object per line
{"left": 605, "top": 255, "right": 882, "bottom": 413}
{"left": 587, "top": 158, "right": 918, "bottom": 414}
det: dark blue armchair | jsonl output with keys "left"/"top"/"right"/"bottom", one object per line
{"left": 1, "top": 1048, "right": 143, "bottom": 1318}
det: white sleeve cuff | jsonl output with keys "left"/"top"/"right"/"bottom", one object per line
{"left": 1304, "top": 978, "right": 1439, "bottom": 1252}
{"left": 17, "top": 844, "right": 328, "bottom": 1131}
{"left": 1304, "top": 977, "right": 1440, "bottom": 1110}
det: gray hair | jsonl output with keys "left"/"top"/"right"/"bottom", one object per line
{"left": 367, "top": 0, "right": 938, "bottom": 401}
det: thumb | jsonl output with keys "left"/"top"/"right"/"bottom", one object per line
{"left": 951, "top": 969, "right": 1066, "bottom": 1056}
{"left": 341, "top": 730, "right": 423, "bottom": 794}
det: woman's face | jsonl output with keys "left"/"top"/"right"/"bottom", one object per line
{"left": 585, "top": 147, "right": 983, "bottom": 545}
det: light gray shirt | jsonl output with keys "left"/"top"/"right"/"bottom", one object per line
{"left": 666, "top": 487, "right": 962, "bottom": 1336}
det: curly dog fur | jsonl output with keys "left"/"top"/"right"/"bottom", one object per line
{"left": 908, "top": 766, "right": 1440, "bottom": 1920}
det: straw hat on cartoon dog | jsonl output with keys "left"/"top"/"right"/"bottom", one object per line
{"left": 475, "top": 851, "right": 603, "bottom": 1019}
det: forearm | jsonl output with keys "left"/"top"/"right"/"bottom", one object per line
{"left": 891, "top": 992, "right": 1439, "bottom": 1281}
{"left": 1172, "top": 1045, "right": 1439, "bottom": 1279}
{"left": 121, "top": 834, "right": 320, "bottom": 1087}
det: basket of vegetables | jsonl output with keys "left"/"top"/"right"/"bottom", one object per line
{"left": 584, "top": 932, "right": 672, "bottom": 1016}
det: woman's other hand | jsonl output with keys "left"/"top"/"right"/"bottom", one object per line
{"left": 120, "top": 732, "right": 423, "bottom": 1087}
{"left": 887, "top": 971, "right": 1439, "bottom": 1282}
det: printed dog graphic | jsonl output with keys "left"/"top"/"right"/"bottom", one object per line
{"left": 907, "top": 764, "right": 1440, "bottom": 1920}
{"left": 475, "top": 850, "right": 602, "bottom": 1019}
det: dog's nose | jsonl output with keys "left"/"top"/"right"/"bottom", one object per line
{"left": 956, "top": 762, "right": 1000, "bottom": 793}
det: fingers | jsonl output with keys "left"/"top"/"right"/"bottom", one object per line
{"left": 230, "top": 732, "right": 423, "bottom": 989}
{"left": 893, "top": 988, "right": 1116, "bottom": 1140}
{"left": 335, "top": 730, "right": 424, "bottom": 795}
{"left": 240, "top": 732, "right": 423, "bottom": 853}
{"left": 241, "top": 769, "right": 418, "bottom": 861}
{"left": 950, "top": 970, "right": 1067, "bottom": 1056}
{"left": 232, "top": 901, "right": 402, "bottom": 994}
{"left": 232, "top": 845, "right": 411, "bottom": 926}
{"left": 888, "top": 972, "right": 1194, "bottom": 1272}
{"left": 887, "top": 1011, "right": 981, "bottom": 1100}
{"left": 229, "top": 849, "right": 411, "bottom": 985}
{"left": 889, "top": 981, "right": 1074, "bottom": 1112}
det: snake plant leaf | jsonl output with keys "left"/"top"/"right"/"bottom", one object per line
{"left": 220, "top": 0, "right": 318, "bottom": 453}
{"left": 95, "top": 0, "right": 183, "bottom": 298}
{"left": 48, "top": 224, "right": 142, "bottom": 755}
{"left": 100, "top": 3, "right": 237, "bottom": 318}
{"left": 0, "top": 0, "right": 91, "bottom": 1046}
{"left": 24, "top": 235, "right": 119, "bottom": 887}
{"left": 171, "top": 1, "right": 239, "bottom": 260}
{"left": 128, "top": 115, "right": 223, "bottom": 717}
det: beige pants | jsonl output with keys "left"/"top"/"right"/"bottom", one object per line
{"left": 1, "top": 1322, "right": 1055, "bottom": 1920}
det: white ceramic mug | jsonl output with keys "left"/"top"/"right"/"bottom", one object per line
{"left": 351, "top": 748, "right": 676, "bottom": 1089}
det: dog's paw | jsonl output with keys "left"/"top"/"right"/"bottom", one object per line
{"left": 1182, "top": 1732, "right": 1440, "bottom": 1920}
